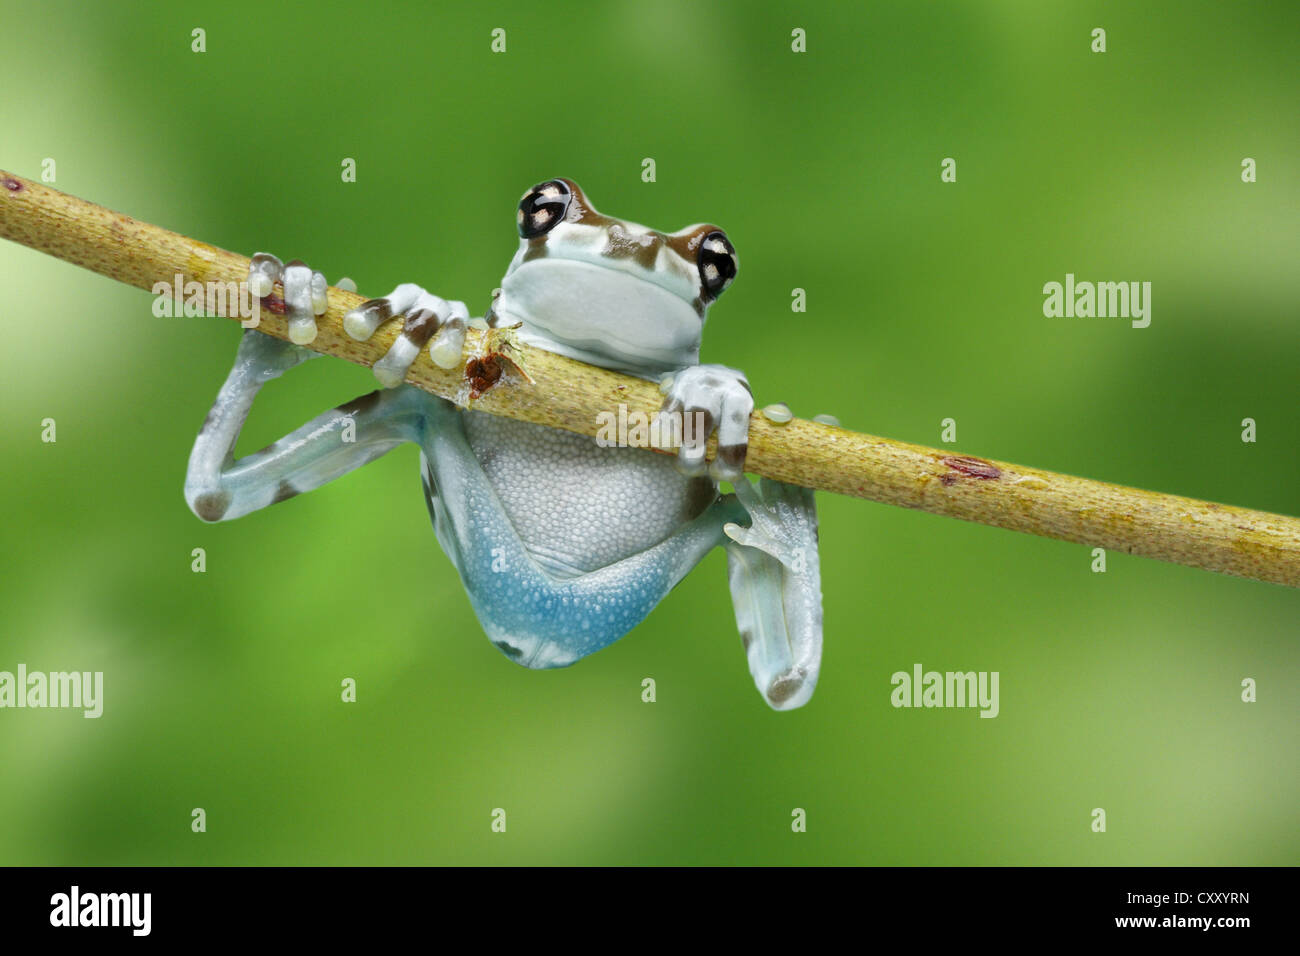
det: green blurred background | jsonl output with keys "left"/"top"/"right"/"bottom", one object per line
{"left": 1, "top": 0, "right": 1295, "bottom": 865}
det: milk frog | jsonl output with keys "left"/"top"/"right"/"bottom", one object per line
{"left": 185, "top": 179, "right": 824, "bottom": 709}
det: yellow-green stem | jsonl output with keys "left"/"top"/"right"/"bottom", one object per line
{"left": 2, "top": 170, "right": 1296, "bottom": 587}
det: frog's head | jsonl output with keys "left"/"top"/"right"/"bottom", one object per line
{"left": 490, "top": 178, "right": 738, "bottom": 377}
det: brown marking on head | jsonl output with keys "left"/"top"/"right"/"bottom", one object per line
{"left": 941, "top": 456, "right": 1002, "bottom": 481}
{"left": 558, "top": 179, "right": 664, "bottom": 266}
{"left": 466, "top": 355, "right": 504, "bottom": 399}
{"left": 602, "top": 223, "right": 661, "bottom": 269}
{"left": 521, "top": 236, "right": 549, "bottom": 263}
{"left": 663, "top": 224, "right": 719, "bottom": 263}
{"left": 2, "top": 177, "right": 23, "bottom": 192}
{"left": 192, "top": 490, "right": 231, "bottom": 522}
{"left": 557, "top": 178, "right": 611, "bottom": 228}
{"left": 261, "top": 293, "right": 287, "bottom": 315}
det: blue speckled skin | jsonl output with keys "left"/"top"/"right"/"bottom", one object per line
{"left": 416, "top": 394, "right": 748, "bottom": 668}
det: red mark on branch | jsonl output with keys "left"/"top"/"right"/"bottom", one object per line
{"left": 940, "top": 455, "right": 1002, "bottom": 486}
{"left": 466, "top": 355, "right": 504, "bottom": 399}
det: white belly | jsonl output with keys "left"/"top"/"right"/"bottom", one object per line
{"left": 462, "top": 410, "right": 715, "bottom": 576}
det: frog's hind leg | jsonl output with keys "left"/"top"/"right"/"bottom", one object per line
{"left": 185, "top": 328, "right": 423, "bottom": 522}
{"left": 418, "top": 405, "right": 744, "bottom": 669}
{"left": 723, "top": 477, "right": 824, "bottom": 710}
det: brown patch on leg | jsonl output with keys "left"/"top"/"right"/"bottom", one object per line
{"left": 680, "top": 475, "right": 717, "bottom": 522}
{"left": 493, "top": 640, "right": 524, "bottom": 660}
{"left": 716, "top": 443, "right": 747, "bottom": 475}
{"left": 192, "top": 490, "right": 231, "bottom": 522}
{"left": 766, "top": 671, "right": 805, "bottom": 705}
{"left": 272, "top": 480, "right": 299, "bottom": 504}
{"left": 337, "top": 390, "right": 381, "bottom": 416}
{"left": 401, "top": 308, "right": 439, "bottom": 348}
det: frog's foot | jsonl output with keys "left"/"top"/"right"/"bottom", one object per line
{"left": 658, "top": 364, "right": 754, "bottom": 481}
{"left": 724, "top": 477, "right": 817, "bottom": 570}
{"left": 723, "top": 476, "right": 822, "bottom": 711}
{"left": 248, "top": 252, "right": 328, "bottom": 345}
{"left": 343, "top": 283, "right": 471, "bottom": 387}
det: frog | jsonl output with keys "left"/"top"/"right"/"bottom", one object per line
{"left": 184, "top": 178, "right": 824, "bottom": 710}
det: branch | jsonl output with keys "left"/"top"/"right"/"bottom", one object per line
{"left": 2, "top": 170, "right": 1297, "bottom": 588}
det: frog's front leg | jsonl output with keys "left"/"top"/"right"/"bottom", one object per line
{"left": 661, "top": 368, "right": 824, "bottom": 710}
{"left": 185, "top": 256, "right": 424, "bottom": 522}
{"left": 659, "top": 363, "right": 754, "bottom": 480}
{"left": 343, "top": 284, "right": 472, "bottom": 387}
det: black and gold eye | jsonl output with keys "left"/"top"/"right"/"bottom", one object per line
{"left": 697, "top": 231, "right": 738, "bottom": 301}
{"left": 517, "top": 179, "right": 572, "bottom": 238}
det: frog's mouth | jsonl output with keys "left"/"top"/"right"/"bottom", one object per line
{"left": 499, "top": 258, "right": 703, "bottom": 377}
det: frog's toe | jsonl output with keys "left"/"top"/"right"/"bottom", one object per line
{"left": 248, "top": 252, "right": 282, "bottom": 298}
{"left": 659, "top": 365, "right": 753, "bottom": 480}
{"left": 373, "top": 295, "right": 470, "bottom": 387}
{"left": 343, "top": 282, "right": 422, "bottom": 341}
{"left": 372, "top": 303, "right": 439, "bottom": 388}
{"left": 347, "top": 284, "right": 472, "bottom": 387}
{"left": 428, "top": 302, "right": 469, "bottom": 369}
{"left": 248, "top": 253, "right": 327, "bottom": 344}
{"left": 281, "top": 259, "right": 328, "bottom": 344}
{"left": 763, "top": 667, "right": 813, "bottom": 710}
{"left": 711, "top": 396, "right": 750, "bottom": 481}
{"left": 659, "top": 397, "right": 711, "bottom": 476}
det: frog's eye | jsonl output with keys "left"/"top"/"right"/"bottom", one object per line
{"left": 697, "top": 231, "right": 738, "bottom": 301}
{"left": 518, "top": 180, "right": 572, "bottom": 239}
